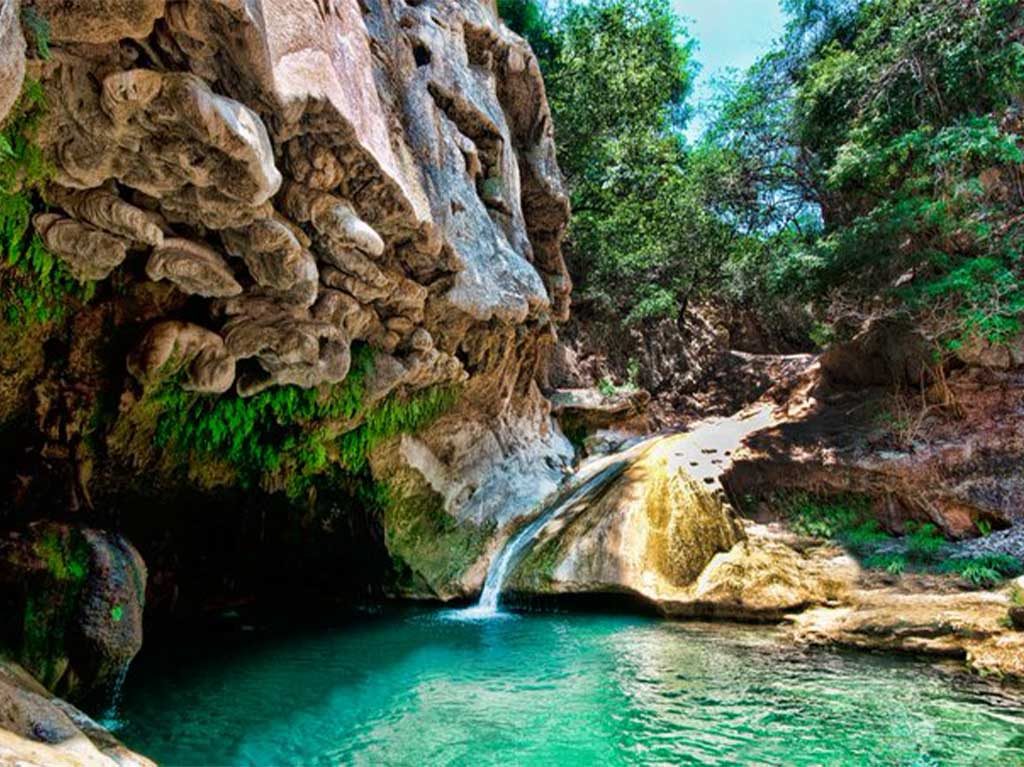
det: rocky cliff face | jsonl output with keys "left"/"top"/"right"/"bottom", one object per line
{"left": 0, "top": 0, "right": 574, "bottom": 684}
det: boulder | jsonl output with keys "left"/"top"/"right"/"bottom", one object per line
{"left": 548, "top": 387, "right": 651, "bottom": 438}
{"left": 0, "top": 660, "right": 154, "bottom": 767}
{"left": 0, "top": 524, "right": 146, "bottom": 702}
{"left": 507, "top": 434, "right": 744, "bottom": 600}
{"left": 956, "top": 331, "right": 1024, "bottom": 370}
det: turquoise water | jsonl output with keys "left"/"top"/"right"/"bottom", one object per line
{"left": 115, "top": 608, "right": 1024, "bottom": 767}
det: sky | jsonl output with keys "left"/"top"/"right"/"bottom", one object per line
{"left": 672, "top": 0, "right": 788, "bottom": 139}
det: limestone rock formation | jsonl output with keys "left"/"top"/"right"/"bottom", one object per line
{"left": 507, "top": 434, "right": 746, "bottom": 601}
{"left": 4, "top": 0, "right": 569, "bottom": 403}
{"left": 0, "top": 0, "right": 574, "bottom": 610}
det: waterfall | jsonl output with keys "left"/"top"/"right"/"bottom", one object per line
{"left": 473, "top": 462, "right": 627, "bottom": 613}
{"left": 98, "top": 662, "right": 131, "bottom": 730}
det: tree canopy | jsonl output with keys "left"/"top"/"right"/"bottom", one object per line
{"left": 500, "top": 0, "right": 1024, "bottom": 352}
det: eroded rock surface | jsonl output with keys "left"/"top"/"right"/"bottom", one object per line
{"left": 2, "top": 0, "right": 569, "bottom": 404}
{"left": 0, "top": 1, "right": 574, "bottom": 604}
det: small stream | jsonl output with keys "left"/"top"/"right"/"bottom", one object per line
{"left": 113, "top": 606, "right": 1024, "bottom": 766}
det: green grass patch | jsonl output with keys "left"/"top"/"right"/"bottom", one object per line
{"left": 863, "top": 552, "right": 908, "bottom": 576}
{"left": 771, "top": 492, "right": 1019, "bottom": 587}
{"left": 776, "top": 492, "right": 883, "bottom": 546}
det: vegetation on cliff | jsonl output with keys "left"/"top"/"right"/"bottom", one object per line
{"left": 0, "top": 79, "right": 93, "bottom": 326}
{"left": 503, "top": 0, "right": 1023, "bottom": 352}
{"left": 146, "top": 345, "right": 459, "bottom": 499}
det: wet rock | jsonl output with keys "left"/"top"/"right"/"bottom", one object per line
{"left": 507, "top": 434, "right": 744, "bottom": 600}
{"left": 0, "top": 524, "right": 146, "bottom": 702}
{"left": 0, "top": 660, "right": 154, "bottom": 767}
{"left": 791, "top": 585, "right": 1014, "bottom": 664}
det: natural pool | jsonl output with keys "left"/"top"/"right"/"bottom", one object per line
{"left": 113, "top": 607, "right": 1024, "bottom": 767}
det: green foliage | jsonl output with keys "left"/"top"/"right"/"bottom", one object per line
{"left": 707, "top": 0, "right": 1024, "bottom": 348}
{"left": 625, "top": 358, "right": 641, "bottom": 390}
{"left": 381, "top": 482, "right": 495, "bottom": 593}
{"left": 20, "top": 6, "right": 52, "bottom": 60}
{"left": 778, "top": 491, "right": 875, "bottom": 540}
{"left": 1011, "top": 584, "right": 1024, "bottom": 606}
{"left": 863, "top": 552, "right": 908, "bottom": 575}
{"left": 0, "top": 78, "right": 49, "bottom": 191}
{"left": 497, "top": 0, "right": 557, "bottom": 62}
{"left": 905, "top": 522, "right": 946, "bottom": 563}
{"left": 33, "top": 530, "right": 88, "bottom": 583}
{"left": 940, "top": 554, "right": 1024, "bottom": 588}
{"left": 1, "top": 79, "right": 92, "bottom": 325}
{"left": 501, "top": 0, "right": 721, "bottom": 325}
{"left": 153, "top": 345, "right": 458, "bottom": 498}
{"left": 596, "top": 377, "right": 617, "bottom": 397}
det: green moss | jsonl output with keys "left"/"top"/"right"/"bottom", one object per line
{"left": 20, "top": 6, "right": 52, "bottom": 60}
{"left": 905, "top": 522, "right": 946, "bottom": 564}
{"left": 150, "top": 345, "right": 459, "bottom": 498}
{"left": 1, "top": 79, "right": 94, "bottom": 327}
{"left": 512, "top": 533, "right": 565, "bottom": 591}
{"left": 20, "top": 528, "right": 90, "bottom": 689}
{"left": 381, "top": 483, "right": 494, "bottom": 596}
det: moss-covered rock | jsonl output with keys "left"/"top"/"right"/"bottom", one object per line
{"left": 382, "top": 481, "right": 494, "bottom": 600}
{"left": 0, "top": 523, "right": 146, "bottom": 702}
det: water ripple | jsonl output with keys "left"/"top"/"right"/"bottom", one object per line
{"left": 115, "top": 609, "right": 1024, "bottom": 767}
